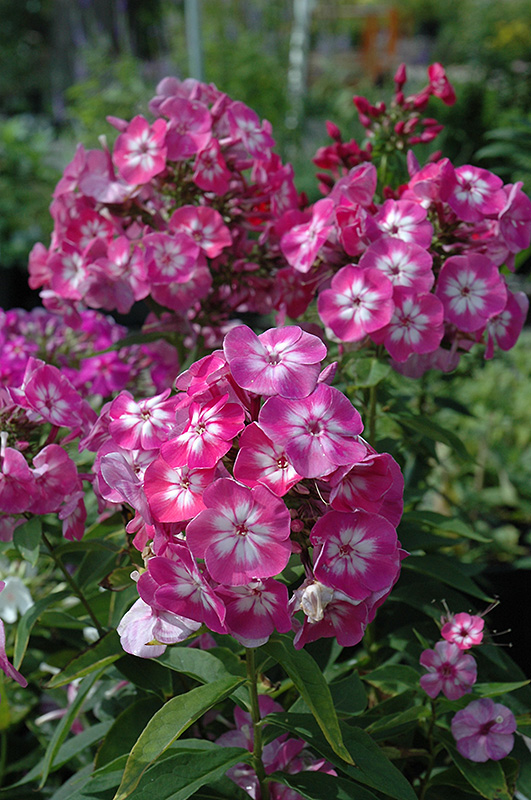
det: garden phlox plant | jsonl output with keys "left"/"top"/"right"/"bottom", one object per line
{"left": 91, "top": 324, "right": 406, "bottom": 653}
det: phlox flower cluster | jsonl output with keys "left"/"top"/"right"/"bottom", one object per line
{"left": 216, "top": 695, "right": 336, "bottom": 800}
{"left": 0, "top": 306, "right": 179, "bottom": 400}
{"left": 419, "top": 609, "right": 517, "bottom": 762}
{"left": 92, "top": 325, "right": 404, "bottom": 653}
{"left": 29, "top": 77, "right": 299, "bottom": 346}
{"left": 277, "top": 64, "right": 530, "bottom": 376}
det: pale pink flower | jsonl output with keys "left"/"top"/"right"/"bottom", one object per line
{"left": 109, "top": 389, "right": 180, "bottom": 450}
{"left": 371, "top": 289, "right": 444, "bottom": 362}
{"left": 259, "top": 384, "right": 365, "bottom": 479}
{"left": 451, "top": 699, "right": 516, "bottom": 762}
{"left": 223, "top": 324, "right": 326, "bottom": 398}
{"left": 227, "top": 101, "right": 275, "bottom": 159}
{"left": 117, "top": 597, "right": 200, "bottom": 658}
{"left": 144, "top": 232, "right": 200, "bottom": 285}
{"left": 143, "top": 457, "right": 215, "bottom": 522}
{"left": 185, "top": 478, "right": 292, "bottom": 585}
{"left": 483, "top": 290, "right": 529, "bottom": 359}
{"left": 160, "top": 96, "right": 212, "bottom": 160}
{"left": 359, "top": 238, "right": 434, "bottom": 294}
{"left": 419, "top": 641, "right": 477, "bottom": 700}
{"left": 441, "top": 612, "right": 484, "bottom": 650}
{"left": 317, "top": 265, "right": 394, "bottom": 343}
{"left": 113, "top": 115, "right": 167, "bottom": 185}
{"left": 374, "top": 200, "right": 433, "bottom": 248}
{"left": 436, "top": 254, "right": 507, "bottom": 332}
{"left": 169, "top": 206, "right": 232, "bottom": 258}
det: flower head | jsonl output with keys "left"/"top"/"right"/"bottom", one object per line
{"left": 419, "top": 640, "right": 477, "bottom": 700}
{"left": 451, "top": 698, "right": 516, "bottom": 762}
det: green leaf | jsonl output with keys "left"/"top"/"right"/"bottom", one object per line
{"left": 393, "top": 414, "right": 470, "bottom": 460}
{"left": 46, "top": 631, "right": 122, "bottom": 688}
{"left": 439, "top": 730, "right": 512, "bottom": 800}
{"left": 267, "top": 712, "right": 417, "bottom": 800}
{"left": 100, "top": 566, "right": 138, "bottom": 591}
{"left": 262, "top": 635, "right": 352, "bottom": 764}
{"left": 13, "top": 590, "right": 69, "bottom": 670}
{"left": 365, "top": 705, "right": 428, "bottom": 738}
{"left": 115, "top": 654, "right": 173, "bottom": 697}
{"left": 159, "top": 646, "right": 247, "bottom": 706}
{"left": 402, "top": 511, "right": 491, "bottom": 543}
{"left": 13, "top": 517, "right": 42, "bottom": 566}
{"left": 122, "top": 743, "right": 250, "bottom": 800}
{"left": 403, "top": 555, "right": 492, "bottom": 601}
{"left": 95, "top": 697, "right": 164, "bottom": 768}
{"left": 329, "top": 672, "right": 367, "bottom": 716}
{"left": 345, "top": 357, "right": 391, "bottom": 388}
{"left": 38, "top": 668, "right": 106, "bottom": 789}
{"left": 113, "top": 675, "right": 246, "bottom": 800}
{"left": 474, "top": 680, "right": 531, "bottom": 697}
{"left": 271, "top": 770, "right": 380, "bottom": 800}
{"left": 362, "top": 665, "right": 420, "bottom": 692}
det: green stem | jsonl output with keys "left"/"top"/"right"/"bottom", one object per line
{"left": 418, "top": 700, "right": 437, "bottom": 800}
{"left": 245, "top": 648, "right": 269, "bottom": 800}
{"left": 41, "top": 531, "right": 105, "bottom": 637}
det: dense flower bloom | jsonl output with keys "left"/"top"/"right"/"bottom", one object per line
{"left": 451, "top": 699, "right": 516, "bottom": 762}
{"left": 419, "top": 641, "right": 477, "bottom": 700}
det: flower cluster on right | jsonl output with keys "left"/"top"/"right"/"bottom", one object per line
{"left": 419, "top": 610, "right": 517, "bottom": 762}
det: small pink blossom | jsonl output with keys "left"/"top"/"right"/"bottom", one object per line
{"left": 427, "top": 63, "right": 456, "bottom": 105}
{"left": 436, "top": 254, "right": 507, "bottom": 332}
{"left": 143, "top": 457, "right": 215, "bottom": 522}
{"left": 451, "top": 698, "right": 516, "bottom": 762}
{"left": 215, "top": 578, "right": 292, "bottom": 647}
{"left": 317, "top": 265, "right": 394, "bottom": 343}
{"left": 448, "top": 166, "right": 506, "bottom": 223}
{"left": 144, "top": 232, "right": 200, "bottom": 285}
{"left": 359, "top": 238, "right": 434, "bottom": 294}
{"left": 117, "top": 597, "right": 200, "bottom": 658}
{"left": 109, "top": 389, "right": 180, "bottom": 450}
{"left": 374, "top": 200, "right": 433, "bottom": 248}
{"left": 483, "top": 290, "right": 529, "bottom": 359}
{"left": 113, "top": 116, "right": 167, "bottom": 185}
{"left": 169, "top": 206, "right": 232, "bottom": 258}
{"left": 371, "top": 289, "right": 444, "bottom": 362}
{"left": 280, "top": 198, "right": 334, "bottom": 273}
{"left": 441, "top": 612, "right": 484, "bottom": 650}
{"left": 419, "top": 640, "right": 477, "bottom": 700}
{"left": 160, "top": 96, "right": 212, "bottom": 160}
{"left": 233, "top": 423, "right": 301, "bottom": 496}
{"left": 223, "top": 325, "right": 326, "bottom": 398}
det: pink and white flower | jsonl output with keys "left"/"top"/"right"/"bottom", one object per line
{"left": 441, "top": 612, "right": 484, "bottom": 650}
{"left": 113, "top": 116, "right": 167, "bottom": 185}
{"left": 233, "top": 423, "right": 301, "bottom": 496}
{"left": 419, "top": 640, "right": 477, "bottom": 700}
{"left": 436, "top": 254, "right": 507, "bottom": 332}
{"left": 451, "top": 698, "right": 516, "bottom": 762}
{"left": 371, "top": 289, "right": 444, "bottom": 362}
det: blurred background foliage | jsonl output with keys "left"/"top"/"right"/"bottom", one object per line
{"left": 1, "top": 0, "right": 530, "bottom": 662}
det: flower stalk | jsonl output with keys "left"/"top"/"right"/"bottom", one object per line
{"left": 246, "top": 648, "right": 270, "bottom": 800}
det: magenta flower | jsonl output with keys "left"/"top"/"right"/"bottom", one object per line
{"left": 144, "top": 232, "right": 200, "bottom": 285}
{"left": 374, "top": 199, "right": 433, "bottom": 248}
{"left": 436, "top": 254, "right": 507, "bottom": 332}
{"left": 483, "top": 290, "right": 529, "bottom": 359}
{"left": 448, "top": 165, "right": 506, "bottom": 223}
{"left": 185, "top": 478, "right": 292, "bottom": 585}
{"left": 113, "top": 115, "right": 167, "bottom": 185}
{"left": 223, "top": 324, "right": 326, "bottom": 398}
{"left": 311, "top": 510, "right": 401, "bottom": 601}
{"left": 441, "top": 612, "right": 484, "bottom": 650}
{"left": 169, "top": 206, "right": 232, "bottom": 259}
{"left": 233, "top": 423, "right": 301, "bottom": 496}
{"left": 291, "top": 579, "right": 369, "bottom": 649}
{"left": 317, "top": 265, "right": 394, "bottom": 343}
{"left": 160, "top": 96, "right": 212, "bottom": 160}
{"left": 280, "top": 198, "right": 334, "bottom": 273}
{"left": 259, "top": 384, "right": 365, "bottom": 479}
{"left": 109, "top": 389, "right": 180, "bottom": 451}
{"left": 143, "top": 457, "right": 215, "bottom": 522}
{"left": 451, "top": 698, "right": 516, "bottom": 762}
{"left": 215, "top": 578, "right": 292, "bottom": 647}
{"left": 419, "top": 641, "right": 477, "bottom": 700}
{"left": 371, "top": 289, "right": 444, "bottom": 362}
{"left": 359, "top": 238, "right": 434, "bottom": 294}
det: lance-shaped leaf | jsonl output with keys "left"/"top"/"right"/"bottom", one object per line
{"left": 271, "top": 770, "right": 380, "bottom": 800}
{"left": 14, "top": 590, "right": 69, "bottom": 669}
{"left": 113, "top": 675, "right": 246, "bottom": 800}
{"left": 46, "top": 631, "right": 122, "bottom": 688}
{"left": 262, "top": 635, "right": 352, "bottom": 764}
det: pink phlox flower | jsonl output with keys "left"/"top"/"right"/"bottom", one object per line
{"left": 48, "top": 243, "right": 90, "bottom": 301}
{"left": 0, "top": 615, "right": 27, "bottom": 691}
{"left": 498, "top": 181, "right": 531, "bottom": 253}
{"left": 359, "top": 238, "right": 434, "bottom": 294}
{"left": 224, "top": 324, "right": 327, "bottom": 399}
{"left": 441, "top": 612, "right": 484, "bottom": 650}
{"left": 280, "top": 198, "right": 335, "bottom": 273}
{"left": 419, "top": 640, "right": 477, "bottom": 700}
{"left": 97, "top": 445, "right": 155, "bottom": 522}
{"left": 335, "top": 204, "right": 380, "bottom": 257}
{"left": 436, "top": 254, "right": 507, "bottom": 332}
{"left": 374, "top": 200, "right": 433, "bottom": 248}
{"left": 193, "top": 138, "right": 232, "bottom": 195}
{"left": 159, "top": 96, "right": 212, "bottom": 160}
{"left": 451, "top": 698, "right": 516, "bottom": 762}
{"left": 311, "top": 509, "right": 401, "bottom": 601}
{"left": 29, "top": 445, "right": 79, "bottom": 514}
{"left": 23, "top": 360, "right": 86, "bottom": 428}
{"left": 329, "top": 452, "right": 393, "bottom": 515}
{"left": 185, "top": 478, "right": 291, "bottom": 585}
{"left": 259, "top": 384, "right": 365, "bottom": 479}
{"left": 404, "top": 157, "right": 457, "bottom": 205}
{"left": 272, "top": 267, "right": 319, "bottom": 319}
{"left": 233, "top": 423, "right": 302, "bottom": 496}
{"left": 59, "top": 490, "right": 87, "bottom": 541}
{"left": 0, "top": 446, "right": 36, "bottom": 514}
{"left": 448, "top": 165, "right": 506, "bottom": 223}
{"left": 483, "top": 290, "right": 529, "bottom": 359}
{"left": 143, "top": 456, "right": 215, "bottom": 522}
{"left": 215, "top": 578, "right": 292, "bottom": 647}
{"left": 78, "top": 146, "right": 133, "bottom": 204}
{"left": 371, "top": 289, "right": 445, "bottom": 362}
{"left": 329, "top": 162, "right": 378, "bottom": 208}
{"left": 139, "top": 543, "right": 227, "bottom": 633}
{"left": 144, "top": 232, "right": 200, "bottom": 285}
{"left": 427, "top": 63, "right": 456, "bottom": 105}
{"left": 109, "top": 389, "right": 180, "bottom": 450}
{"left": 66, "top": 208, "right": 115, "bottom": 253}
{"left": 391, "top": 346, "right": 460, "bottom": 379}
{"left": 169, "top": 205, "right": 232, "bottom": 258}
{"left": 117, "top": 597, "right": 200, "bottom": 658}
{"left": 227, "top": 100, "right": 275, "bottom": 159}
{"left": 291, "top": 579, "right": 369, "bottom": 649}
{"left": 160, "top": 393, "right": 245, "bottom": 469}
{"left": 151, "top": 260, "right": 212, "bottom": 312}
{"left": 113, "top": 115, "right": 168, "bottom": 185}
{"left": 174, "top": 350, "right": 233, "bottom": 404}
{"left": 317, "top": 265, "right": 394, "bottom": 343}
